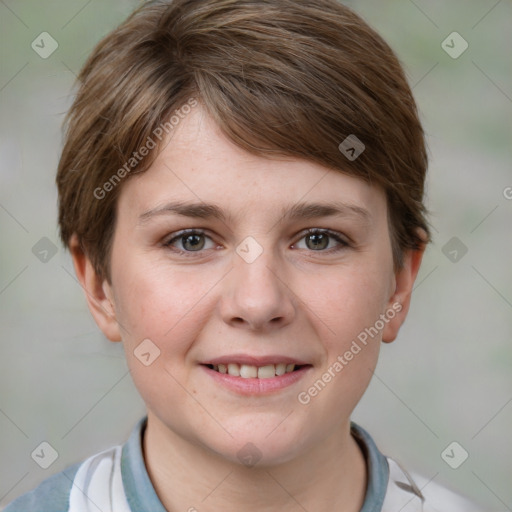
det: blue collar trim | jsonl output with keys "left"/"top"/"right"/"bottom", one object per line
{"left": 121, "top": 416, "right": 389, "bottom": 510}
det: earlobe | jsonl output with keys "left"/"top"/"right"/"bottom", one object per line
{"left": 382, "top": 231, "right": 427, "bottom": 343}
{"left": 69, "top": 234, "right": 122, "bottom": 342}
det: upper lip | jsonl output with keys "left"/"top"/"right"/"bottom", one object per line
{"left": 201, "top": 354, "right": 311, "bottom": 366}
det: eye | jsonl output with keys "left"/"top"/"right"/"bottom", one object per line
{"left": 293, "top": 229, "right": 349, "bottom": 253}
{"left": 163, "top": 229, "right": 216, "bottom": 254}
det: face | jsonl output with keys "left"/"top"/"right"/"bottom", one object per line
{"left": 79, "top": 105, "right": 421, "bottom": 467}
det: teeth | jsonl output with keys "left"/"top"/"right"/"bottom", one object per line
{"left": 227, "top": 363, "right": 240, "bottom": 376}
{"left": 275, "top": 363, "right": 287, "bottom": 376}
{"left": 257, "top": 365, "right": 276, "bottom": 379}
{"left": 240, "top": 364, "right": 258, "bottom": 378}
{"left": 214, "top": 363, "right": 298, "bottom": 378}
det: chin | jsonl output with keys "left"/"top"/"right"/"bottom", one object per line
{"left": 203, "top": 421, "right": 310, "bottom": 469}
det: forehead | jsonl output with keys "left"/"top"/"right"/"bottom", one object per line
{"left": 117, "top": 106, "right": 387, "bottom": 225}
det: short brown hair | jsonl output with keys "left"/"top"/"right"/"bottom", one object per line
{"left": 57, "top": 0, "right": 431, "bottom": 281}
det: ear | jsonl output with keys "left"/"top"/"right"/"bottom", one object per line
{"left": 69, "top": 234, "right": 122, "bottom": 342}
{"left": 382, "top": 229, "right": 427, "bottom": 343}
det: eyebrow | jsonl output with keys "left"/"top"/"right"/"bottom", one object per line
{"left": 138, "top": 200, "right": 372, "bottom": 225}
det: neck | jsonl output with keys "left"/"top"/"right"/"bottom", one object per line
{"left": 142, "top": 412, "right": 367, "bottom": 512}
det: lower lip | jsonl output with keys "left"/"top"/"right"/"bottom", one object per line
{"left": 201, "top": 365, "right": 312, "bottom": 395}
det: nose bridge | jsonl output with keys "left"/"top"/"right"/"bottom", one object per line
{"left": 221, "top": 236, "right": 295, "bottom": 330}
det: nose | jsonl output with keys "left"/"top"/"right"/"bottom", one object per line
{"left": 219, "top": 247, "right": 296, "bottom": 332}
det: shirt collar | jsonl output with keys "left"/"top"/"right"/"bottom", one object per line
{"left": 121, "top": 416, "right": 389, "bottom": 511}
{"left": 351, "top": 421, "right": 390, "bottom": 511}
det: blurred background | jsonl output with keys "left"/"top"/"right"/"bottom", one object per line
{"left": 0, "top": 0, "right": 511, "bottom": 509}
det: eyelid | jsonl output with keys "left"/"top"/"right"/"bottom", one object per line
{"left": 298, "top": 227, "right": 349, "bottom": 242}
{"left": 163, "top": 227, "right": 351, "bottom": 257}
{"left": 293, "top": 228, "right": 350, "bottom": 250}
{"left": 162, "top": 228, "right": 216, "bottom": 252}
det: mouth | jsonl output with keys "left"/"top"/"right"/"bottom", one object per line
{"left": 200, "top": 355, "right": 313, "bottom": 394}
{"left": 203, "top": 362, "right": 309, "bottom": 379}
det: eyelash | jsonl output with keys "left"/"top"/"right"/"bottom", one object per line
{"left": 162, "top": 228, "right": 350, "bottom": 257}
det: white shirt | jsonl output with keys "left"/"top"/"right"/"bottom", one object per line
{"left": 4, "top": 417, "right": 484, "bottom": 512}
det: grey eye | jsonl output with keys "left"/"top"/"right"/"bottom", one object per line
{"left": 305, "top": 232, "right": 329, "bottom": 250}
{"left": 180, "top": 233, "right": 206, "bottom": 251}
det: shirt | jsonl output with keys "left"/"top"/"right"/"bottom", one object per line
{"left": 4, "top": 416, "right": 482, "bottom": 512}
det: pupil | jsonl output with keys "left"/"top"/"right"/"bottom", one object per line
{"left": 183, "top": 234, "right": 204, "bottom": 251}
{"left": 307, "top": 233, "right": 328, "bottom": 250}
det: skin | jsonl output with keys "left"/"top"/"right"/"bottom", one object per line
{"left": 71, "top": 105, "right": 425, "bottom": 512}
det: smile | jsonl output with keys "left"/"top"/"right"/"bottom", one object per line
{"left": 201, "top": 361, "right": 312, "bottom": 395}
{"left": 206, "top": 363, "right": 302, "bottom": 379}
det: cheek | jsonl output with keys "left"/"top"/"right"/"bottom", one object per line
{"left": 316, "top": 266, "right": 391, "bottom": 341}
{"left": 112, "top": 258, "right": 212, "bottom": 351}
{"left": 306, "top": 265, "right": 390, "bottom": 401}
{"left": 111, "top": 262, "right": 211, "bottom": 407}
{"left": 302, "top": 271, "right": 387, "bottom": 412}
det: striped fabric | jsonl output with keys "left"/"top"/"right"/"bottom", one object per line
{"left": 4, "top": 418, "right": 483, "bottom": 512}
